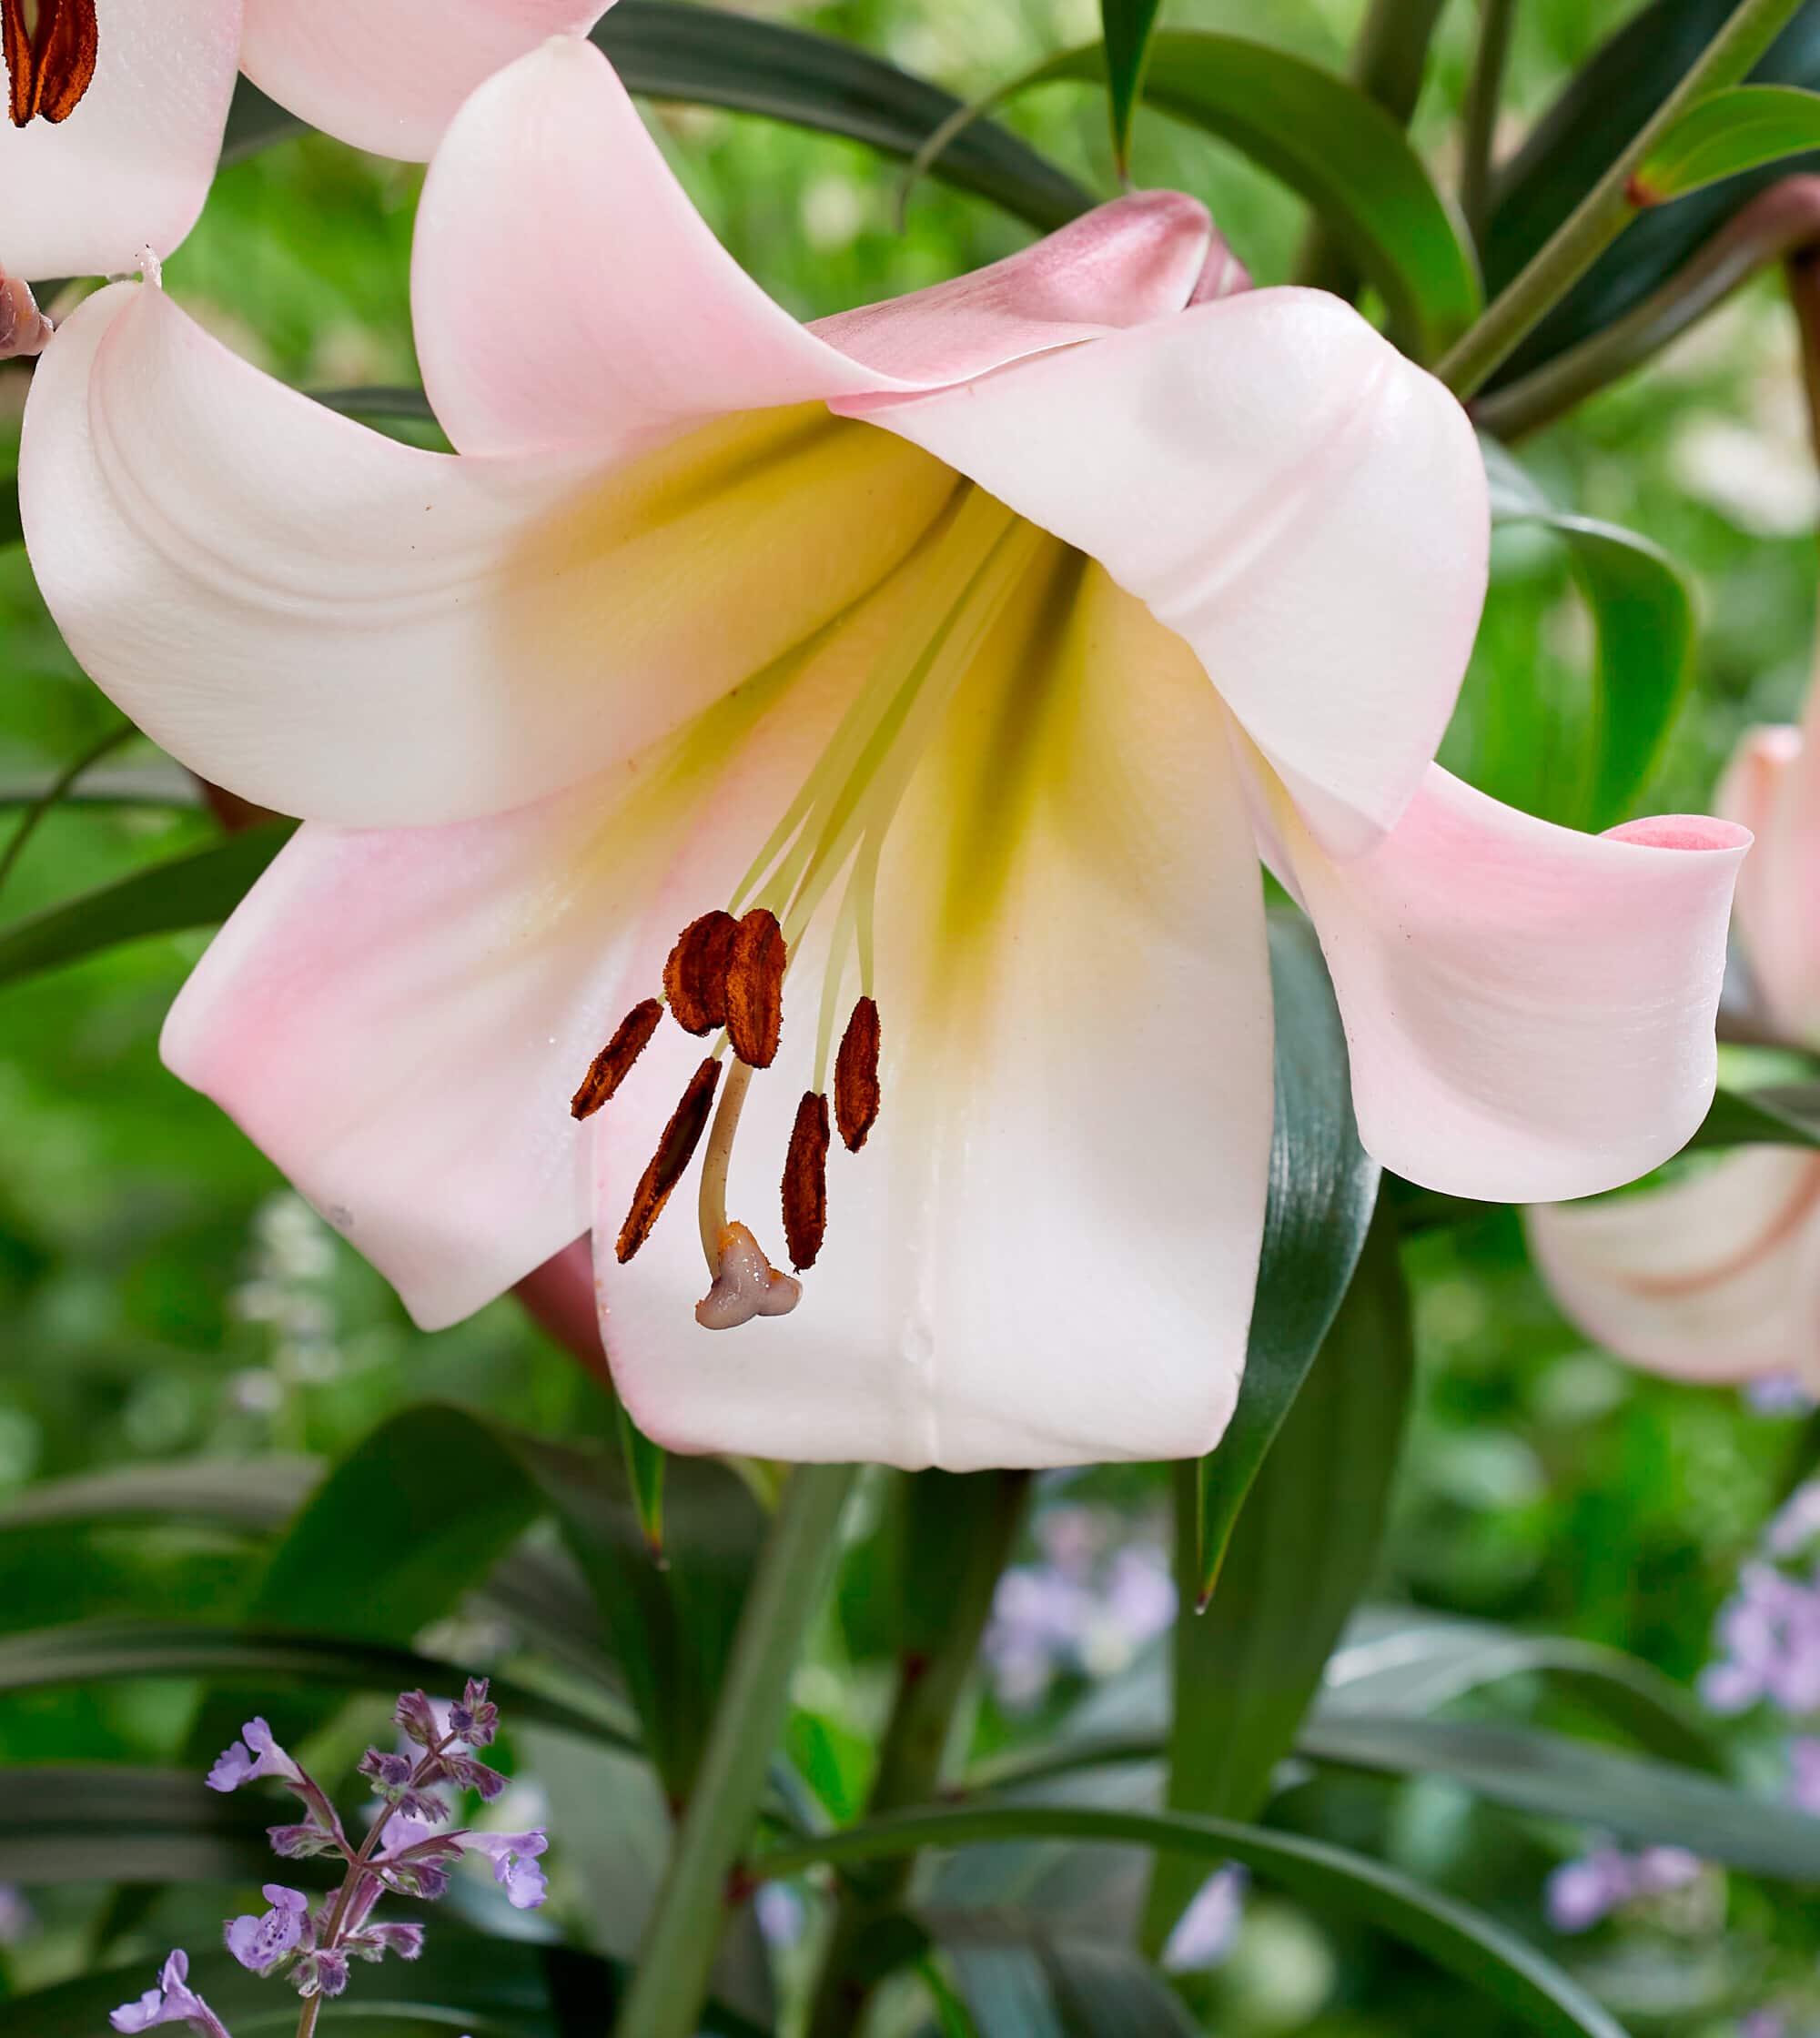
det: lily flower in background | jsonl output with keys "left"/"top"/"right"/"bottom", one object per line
{"left": 0, "top": 0, "right": 604, "bottom": 289}
{"left": 23, "top": 35, "right": 1748, "bottom": 1469}
{"left": 1527, "top": 690, "right": 1820, "bottom": 1387}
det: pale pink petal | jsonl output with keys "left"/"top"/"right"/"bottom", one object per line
{"left": 161, "top": 579, "right": 872, "bottom": 1330}
{"left": 1717, "top": 720, "right": 1820, "bottom": 1046}
{"left": 0, "top": 0, "right": 240, "bottom": 278}
{"left": 602, "top": 566, "right": 1274, "bottom": 1470}
{"left": 1525, "top": 1150, "right": 1820, "bottom": 1381}
{"left": 412, "top": 35, "right": 1213, "bottom": 457}
{"left": 21, "top": 280, "right": 954, "bottom": 826}
{"left": 1269, "top": 762, "right": 1749, "bottom": 1202}
{"left": 853, "top": 288, "right": 1488, "bottom": 858}
{"left": 238, "top": 1, "right": 606, "bottom": 162}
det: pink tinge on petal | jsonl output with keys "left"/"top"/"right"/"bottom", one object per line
{"left": 1525, "top": 1148, "right": 1820, "bottom": 1382}
{"left": 239, "top": 0, "right": 609, "bottom": 161}
{"left": 515, "top": 1236, "right": 611, "bottom": 1386}
{"left": 413, "top": 37, "right": 1218, "bottom": 458}
{"left": 1276, "top": 764, "right": 1750, "bottom": 1203}
{"left": 1716, "top": 718, "right": 1820, "bottom": 1047}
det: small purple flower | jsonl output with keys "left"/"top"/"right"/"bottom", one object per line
{"left": 1545, "top": 1849, "right": 1635, "bottom": 1933}
{"left": 225, "top": 1885, "right": 308, "bottom": 1974}
{"left": 450, "top": 1678, "right": 499, "bottom": 1748}
{"left": 110, "top": 1951, "right": 228, "bottom": 2035}
{"left": 1746, "top": 1376, "right": 1815, "bottom": 1418}
{"left": 441, "top": 1751, "right": 506, "bottom": 1801}
{"left": 753, "top": 1883, "right": 805, "bottom": 1949}
{"left": 268, "top": 1821, "right": 341, "bottom": 1861}
{"left": 393, "top": 1690, "right": 442, "bottom": 1748}
{"left": 1630, "top": 1847, "right": 1701, "bottom": 1895}
{"left": 467, "top": 1830, "right": 549, "bottom": 1909}
{"left": 1740, "top": 2011, "right": 1787, "bottom": 2038}
{"left": 292, "top": 1948, "right": 349, "bottom": 2000}
{"left": 1161, "top": 1864, "right": 1249, "bottom": 1973}
{"left": 346, "top": 1921, "right": 425, "bottom": 1963}
{"left": 207, "top": 1718, "right": 301, "bottom": 1795}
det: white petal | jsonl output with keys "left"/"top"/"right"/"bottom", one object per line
{"left": 1717, "top": 720, "right": 1820, "bottom": 1046}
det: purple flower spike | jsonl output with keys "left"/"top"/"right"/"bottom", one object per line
{"left": 442, "top": 1751, "right": 507, "bottom": 1801}
{"left": 469, "top": 1830, "right": 549, "bottom": 1909}
{"left": 207, "top": 1718, "right": 301, "bottom": 1794}
{"left": 110, "top": 1950, "right": 229, "bottom": 2035}
{"left": 450, "top": 1678, "right": 499, "bottom": 1748}
{"left": 1545, "top": 1849, "right": 1634, "bottom": 1933}
{"left": 1161, "top": 1863, "right": 1249, "bottom": 1973}
{"left": 394, "top": 1690, "right": 441, "bottom": 1748}
{"left": 225, "top": 1885, "right": 309, "bottom": 1974}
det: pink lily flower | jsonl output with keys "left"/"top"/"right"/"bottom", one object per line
{"left": 21, "top": 35, "right": 1748, "bottom": 1468}
{"left": 0, "top": 0, "right": 604, "bottom": 282}
{"left": 1528, "top": 691, "right": 1820, "bottom": 1386}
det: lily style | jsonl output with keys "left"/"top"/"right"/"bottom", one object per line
{"left": 0, "top": 0, "right": 603, "bottom": 284}
{"left": 22, "top": 33, "right": 1751, "bottom": 1470}
{"left": 1528, "top": 687, "right": 1820, "bottom": 1388}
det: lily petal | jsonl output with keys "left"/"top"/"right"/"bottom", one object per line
{"left": 21, "top": 280, "right": 954, "bottom": 826}
{"left": 238, "top": 1, "right": 607, "bottom": 162}
{"left": 602, "top": 565, "right": 1274, "bottom": 1470}
{"left": 1716, "top": 720, "right": 1820, "bottom": 1045}
{"left": 412, "top": 35, "right": 1213, "bottom": 457}
{"left": 1269, "top": 762, "right": 1749, "bottom": 1202}
{"left": 1525, "top": 1149, "right": 1820, "bottom": 1381}
{"left": 0, "top": 0, "right": 240, "bottom": 278}
{"left": 854, "top": 288, "right": 1488, "bottom": 858}
{"left": 161, "top": 557, "right": 889, "bottom": 1329}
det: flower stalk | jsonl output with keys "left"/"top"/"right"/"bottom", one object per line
{"left": 1438, "top": 0, "right": 1810, "bottom": 399}
{"left": 612, "top": 1462, "right": 857, "bottom": 2038}
{"left": 1460, "top": 0, "right": 1519, "bottom": 236}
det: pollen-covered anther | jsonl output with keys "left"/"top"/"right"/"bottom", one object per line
{"left": 694, "top": 1220, "right": 802, "bottom": 1330}
{"left": 782, "top": 1091, "right": 830, "bottom": 1271}
{"left": 616, "top": 1056, "right": 723, "bottom": 1264}
{"left": 662, "top": 910, "right": 739, "bottom": 1035}
{"left": 2, "top": 0, "right": 98, "bottom": 126}
{"left": 834, "top": 996, "right": 882, "bottom": 1152}
{"left": 724, "top": 907, "right": 786, "bottom": 1068}
{"left": 571, "top": 997, "right": 662, "bottom": 1120}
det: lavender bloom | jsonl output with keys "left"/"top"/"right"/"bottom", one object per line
{"left": 753, "top": 1883, "right": 805, "bottom": 1949}
{"left": 1700, "top": 1560, "right": 1820, "bottom": 1717}
{"left": 467, "top": 1830, "right": 550, "bottom": 1909}
{"left": 110, "top": 1951, "right": 230, "bottom": 2036}
{"left": 393, "top": 1690, "right": 442, "bottom": 1748}
{"left": 1746, "top": 1376, "right": 1815, "bottom": 1418}
{"left": 292, "top": 1947, "right": 349, "bottom": 2000}
{"left": 982, "top": 1508, "right": 1175, "bottom": 1707}
{"left": 1545, "top": 1849, "right": 1636, "bottom": 1932}
{"left": 268, "top": 1822, "right": 342, "bottom": 1861}
{"left": 1161, "top": 1864, "right": 1249, "bottom": 1973}
{"left": 0, "top": 1882, "right": 34, "bottom": 1946}
{"left": 347, "top": 1921, "right": 424, "bottom": 1963}
{"left": 441, "top": 1751, "right": 507, "bottom": 1801}
{"left": 1630, "top": 1846, "right": 1702, "bottom": 1894}
{"left": 359, "top": 1748, "right": 449, "bottom": 1825}
{"left": 225, "top": 1886, "right": 309, "bottom": 1974}
{"left": 450, "top": 1678, "right": 499, "bottom": 1748}
{"left": 207, "top": 1719, "right": 302, "bottom": 1795}
{"left": 1740, "top": 2012, "right": 1788, "bottom": 2038}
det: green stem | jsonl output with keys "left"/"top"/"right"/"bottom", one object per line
{"left": 612, "top": 1461, "right": 857, "bottom": 2038}
{"left": 1460, "top": 0, "right": 1519, "bottom": 236}
{"left": 0, "top": 721, "right": 133, "bottom": 907}
{"left": 1473, "top": 174, "right": 1820, "bottom": 438}
{"left": 1437, "top": 0, "right": 1808, "bottom": 398}
{"left": 1293, "top": 0, "right": 1448, "bottom": 298}
{"left": 804, "top": 1470, "right": 1030, "bottom": 2038}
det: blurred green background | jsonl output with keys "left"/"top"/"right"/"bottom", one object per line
{"left": 2, "top": 1, "right": 1818, "bottom": 2033}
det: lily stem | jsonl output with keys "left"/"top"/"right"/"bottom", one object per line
{"left": 1293, "top": 0, "right": 1448, "bottom": 301}
{"left": 1459, "top": 0, "right": 1519, "bottom": 237}
{"left": 1437, "top": 0, "right": 1808, "bottom": 399}
{"left": 803, "top": 1469, "right": 1032, "bottom": 2038}
{"left": 612, "top": 1461, "right": 857, "bottom": 2038}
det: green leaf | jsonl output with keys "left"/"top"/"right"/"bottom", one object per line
{"left": 1145, "top": 1202, "right": 1412, "bottom": 1951}
{"left": 8, "top": 1940, "right": 769, "bottom": 2038}
{"left": 763, "top": 1803, "right": 1626, "bottom": 2038}
{"left": 616, "top": 1401, "right": 668, "bottom": 1559}
{"left": 0, "top": 1619, "right": 636, "bottom": 1752}
{"left": 1633, "top": 81, "right": 1820, "bottom": 202}
{"left": 1100, "top": 0, "right": 1164, "bottom": 173}
{"left": 945, "top": 1932, "right": 1198, "bottom": 2036}
{"left": 217, "top": 1, "right": 1089, "bottom": 234}
{"left": 955, "top": 32, "right": 1479, "bottom": 360}
{"left": 1688, "top": 1082, "right": 1820, "bottom": 1151}
{"left": 1191, "top": 913, "right": 1380, "bottom": 1600}
{"left": 0, "top": 821, "right": 295, "bottom": 992}
{"left": 0, "top": 1455, "right": 318, "bottom": 1534}
{"left": 1298, "top": 1710, "right": 1820, "bottom": 1880}
{"left": 1481, "top": 439, "right": 1694, "bottom": 829}
{"left": 0, "top": 1765, "right": 271, "bottom": 1884}
{"left": 0, "top": 760, "right": 201, "bottom": 811}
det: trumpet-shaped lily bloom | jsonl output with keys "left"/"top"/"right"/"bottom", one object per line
{"left": 22, "top": 35, "right": 1749, "bottom": 1468}
{"left": 0, "top": 0, "right": 604, "bottom": 281}
{"left": 1528, "top": 696, "right": 1820, "bottom": 1387}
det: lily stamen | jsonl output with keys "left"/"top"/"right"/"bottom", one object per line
{"left": 3, "top": 0, "right": 97, "bottom": 126}
{"left": 781, "top": 1091, "right": 830, "bottom": 1272}
{"left": 662, "top": 910, "right": 738, "bottom": 1035}
{"left": 834, "top": 997, "right": 882, "bottom": 1153}
{"left": 616, "top": 1056, "right": 722, "bottom": 1264}
{"left": 571, "top": 997, "right": 662, "bottom": 1121}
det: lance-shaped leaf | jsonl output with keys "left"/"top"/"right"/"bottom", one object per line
{"left": 1100, "top": 0, "right": 1164, "bottom": 173}
{"left": 1633, "top": 82, "right": 1820, "bottom": 202}
{"left": 762, "top": 1803, "right": 1625, "bottom": 2038}
{"left": 1143, "top": 1201, "right": 1412, "bottom": 1951}
{"left": 1689, "top": 1082, "right": 1820, "bottom": 1150}
{"left": 1479, "top": 439, "right": 1694, "bottom": 830}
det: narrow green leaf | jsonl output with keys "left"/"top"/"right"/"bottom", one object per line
{"left": 945, "top": 32, "right": 1480, "bottom": 360}
{"left": 616, "top": 1399, "right": 668, "bottom": 1559}
{"left": 762, "top": 1804, "right": 1627, "bottom": 2038}
{"left": 0, "top": 761, "right": 201, "bottom": 811}
{"left": 1100, "top": 0, "right": 1164, "bottom": 172}
{"left": 1299, "top": 1710, "right": 1820, "bottom": 1881}
{"left": 0, "top": 1455, "right": 318, "bottom": 1534}
{"left": 1633, "top": 81, "right": 1820, "bottom": 201}
{"left": 1146, "top": 1203, "right": 1412, "bottom": 1950}
{"left": 217, "top": 1, "right": 1090, "bottom": 234}
{"left": 0, "top": 821, "right": 295, "bottom": 991}
{"left": 1193, "top": 913, "right": 1380, "bottom": 1599}
{"left": 1482, "top": 439, "right": 1694, "bottom": 829}
{"left": 0, "top": 1766, "right": 271, "bottom": 1885}
{"left": 1688, "top": 1082, "right": 1820, "bottom": 1151}
{"left": 945, "top": 1931, "right": 1197, "bottom": 2036}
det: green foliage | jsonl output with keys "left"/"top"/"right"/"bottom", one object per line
{"left": 1098, "top": 0, "right": 1165, "bottom": 174}
{"left": 1635, "top": 81, "right": 1820, "bottom": 201}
